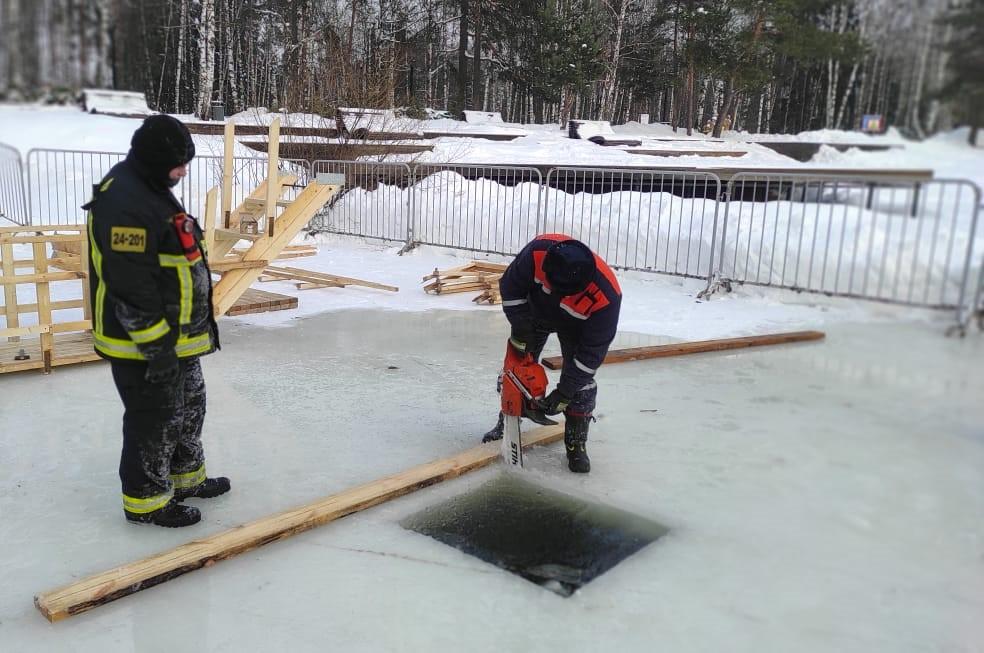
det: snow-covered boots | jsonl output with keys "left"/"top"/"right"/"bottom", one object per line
{"left": 125, "top": 500, "right": 201, "bottom": 528}
{"left": 564, "top": 414, "right": 591, "bottom": 473}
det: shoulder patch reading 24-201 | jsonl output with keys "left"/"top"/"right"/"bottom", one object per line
{"left": 110, "top": 227, "right": 147, "bottom": 253}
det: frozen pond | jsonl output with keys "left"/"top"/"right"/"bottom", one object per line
{"left": 1, "top": 309, "right": 982, "bottom": 651}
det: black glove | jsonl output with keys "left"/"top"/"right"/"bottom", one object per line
{"left": 538, "top": 388, "right": 571, "bottom": 415}
{"left": 509, "top": 319, "right": 535, "bottom": 354}
{"left": 145, "top": 349, "right": 179, "bottom": 384}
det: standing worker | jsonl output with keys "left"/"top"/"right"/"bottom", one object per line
{"left": 85, "top": 115, "right": 229, "bottom": 528}
{"left": 484, "top": 234, "right": 622, "bottom": 473}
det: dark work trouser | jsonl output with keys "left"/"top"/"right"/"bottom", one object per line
{"left": 110, "top": 357, "right": 207, "bottom": 514}
{"left": 526, "top": 329, "right": 597, "bottom": 417}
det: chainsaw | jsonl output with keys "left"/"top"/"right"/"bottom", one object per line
{"left": 499, "top": 341, "right": 557, "bottom": 468}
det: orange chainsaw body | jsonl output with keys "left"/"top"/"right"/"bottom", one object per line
{"left": 501, "top": 344, "right": 550, "bottom": 418}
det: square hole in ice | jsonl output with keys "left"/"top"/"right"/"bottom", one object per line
{"left": 401, "top": 471, "right": 668, "bottom": 597}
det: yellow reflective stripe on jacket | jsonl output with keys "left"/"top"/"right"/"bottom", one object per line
{"left": 122, "top": 490, "right": 174, "bottom": 514}
{"left": 176, "top": 333, "right": 212, "bottom": 357}
{"left": 100, "top": 177, "right": 114, "bottom": 192}
{"left": 95, "top": 331, "right": 212, "bottom": 360}
{"left": 129, "top": 318, "right": 170, "bottom": 344}
{"left": 158, "top": 254, "right": 198, "bottom": 326}
{"left": 87, "top": 212, "right": 106, "bottom": 336}
{"left": 170, "top": 464, "right": 206, "bottom": 490}
{"left": 93, "top": 333, "right": 144, "bottom": 360}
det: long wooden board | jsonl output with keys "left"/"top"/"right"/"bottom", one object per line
{"left": 34, "top": 423, "right": 564, "bottom": 622}
{"left": 541, "top": 330, "right": 825, "bottom": 370}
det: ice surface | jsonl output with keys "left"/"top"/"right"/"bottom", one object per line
{"left": 0, "top": 309, "right": 982, "bottom": 651}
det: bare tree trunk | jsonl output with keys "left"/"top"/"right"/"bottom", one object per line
{"left": 455, "top": 0, "right": 468, "bottom": 112}
{"left": 176, "top": 0, "right": 189, "bottom": 112}
{"left": 196, "top": 0, "right": 216, "bottom": 118}
{"left": 471, "top": 0, "right": 482, "bottom": 110}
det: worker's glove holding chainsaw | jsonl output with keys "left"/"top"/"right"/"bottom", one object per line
{"left": 538, "top": 388, "right": 571, "bottom": 415}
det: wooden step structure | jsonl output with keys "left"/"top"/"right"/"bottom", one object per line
{"left": 0, "top": 226, "right": 99, "bottom": 374}
{"left": 422, "top": 261, "right": 507, "bottom": 304}
{"left": 34, "top": 422, "right": 565, "bottom": 622}
{"left": 205, "top": 118, "right": 343, "bottom": 316}
{"left": 541, "top": 330, "right": 826, "bottom": 370}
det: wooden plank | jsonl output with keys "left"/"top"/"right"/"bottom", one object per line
{"left": 203, "top": 187, "right": 218, "bottom": 258}
{"left": 0, "top": 271, "right": 84, "bottom": 285}
{"left": 3, "top": 299, "right": 85, "bottom": 314}
{"left": 264, "top": 266, "right": 398, "bottom": 292}
{"left": 541, "top": 330, "right": 826, "bottom": 370}
{"left": 1, "top": 242, "right": 19, "bottom": 341}
{"left": 209, "top": 258, "right": 269, "bottom": 273}
{"left": 0, "top": 225, "right": 85, "bottom": 234}
{"left": 226, "top": 288, "right": 297, "bottom": 316}
{"left": 33, "top": 242, "right": 54, "bottom": 372}
{"left": 295, "top": 282, "right": 346, "bottom": 290}
{"left": 265, "top": 118, "right": 281, "bottom": 236}
{"left": 34, "top": 422, "right": 565, "bottom": 622}
{"left": 222, "top": 122, "right": 235, "bottom": 227}
{"left": 0, "top": 235, "right": 86, "bottom": 245}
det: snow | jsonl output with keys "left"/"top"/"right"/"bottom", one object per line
{"left": 80, "top": 89, "right": 154, "bottom": 116}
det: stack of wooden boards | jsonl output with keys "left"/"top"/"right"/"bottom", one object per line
{"left": 422, "top": 261, "right": 507, "bottom": 305}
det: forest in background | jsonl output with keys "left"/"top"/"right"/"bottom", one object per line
{"left": 0, "top": 0, "right": 980, "bottom": 140}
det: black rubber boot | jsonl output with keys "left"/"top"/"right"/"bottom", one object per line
{"left": 564, "top": 415, "right": 591, "bottom": 473}
{"left": 175, "top": 477, "right": 231, "bottom": 501}
{"left": 482, "top": 412, "right": 505, "bottom": 442}
{"left": 125, "top": 500, "right": 201, "bottom": 528}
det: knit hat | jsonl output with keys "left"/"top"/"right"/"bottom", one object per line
{"left": 129, "top": 115, "right": 195, "bottom": 187}
{"left": 543, "top": 239, "right": 596, "bottom": 296}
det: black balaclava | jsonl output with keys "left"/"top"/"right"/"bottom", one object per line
{"left": 128, "top": 115, "right": 196, "bottom": 189}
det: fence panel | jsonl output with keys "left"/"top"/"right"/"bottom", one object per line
{"left": 25, "top": 149, "right": 311, "bottom": 225}
{"left": 409, "top": 164, "right": 543, "bottom": 255}
{"left": 542, "top": 168, "right": 721, "bottom": 278}
{"left": 309, "top": 160, "right": 412, "bottom": 243}
{"left": 715, "top": 173, "right": 982, "bottom": 319}
{"left": 0, "top": 143, "right": 28, "bottom": 225}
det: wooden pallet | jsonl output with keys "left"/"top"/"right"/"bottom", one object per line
{"left": 1, "top": 226, "right": 94, "bottom": 374}
{"left": 0, "top": 332, "right": 101, "bottom": 374}
{"left": 422, "top": 261, "right": 507, "bottom": 304}
{"left": 226, "top": 288, "right": 298, "bottom": 316}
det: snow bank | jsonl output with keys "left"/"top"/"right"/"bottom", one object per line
{"left": 80, "top": 89, "right": 154, "bottom": 116}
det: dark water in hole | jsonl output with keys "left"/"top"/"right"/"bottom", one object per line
{"left": 401, "top": 472, "right": 669, "bottom": 597}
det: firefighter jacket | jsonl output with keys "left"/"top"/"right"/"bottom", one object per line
{"left": 85, "top": 155, "right": 219, "bottom": 363}
{"left": 499, "top": 234, "right": 622, "bottom": 397}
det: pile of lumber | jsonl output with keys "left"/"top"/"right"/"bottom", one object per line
{"left": 422, "top": 261, "right": 507, "bottom": 305}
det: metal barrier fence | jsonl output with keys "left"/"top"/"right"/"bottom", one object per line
{"left": 3, "top": 141, "right": 982, "bottom": 329}
{"left": 713, "top": 173, "right": 982, "bottom": 324}
{"left": 0, "top": 143, "right": 28, "bottom": 225}
{"left": 310, "top": 160, "right": 412, "bottom": 242}
{"left": 23, "top": 148, "right": 311, "bottom": 225}
{"left": 543, "top": 168, "right": 721, "bottom": 278}
{"left": 410, "top": 164, "right": 543, "bottom": 255}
